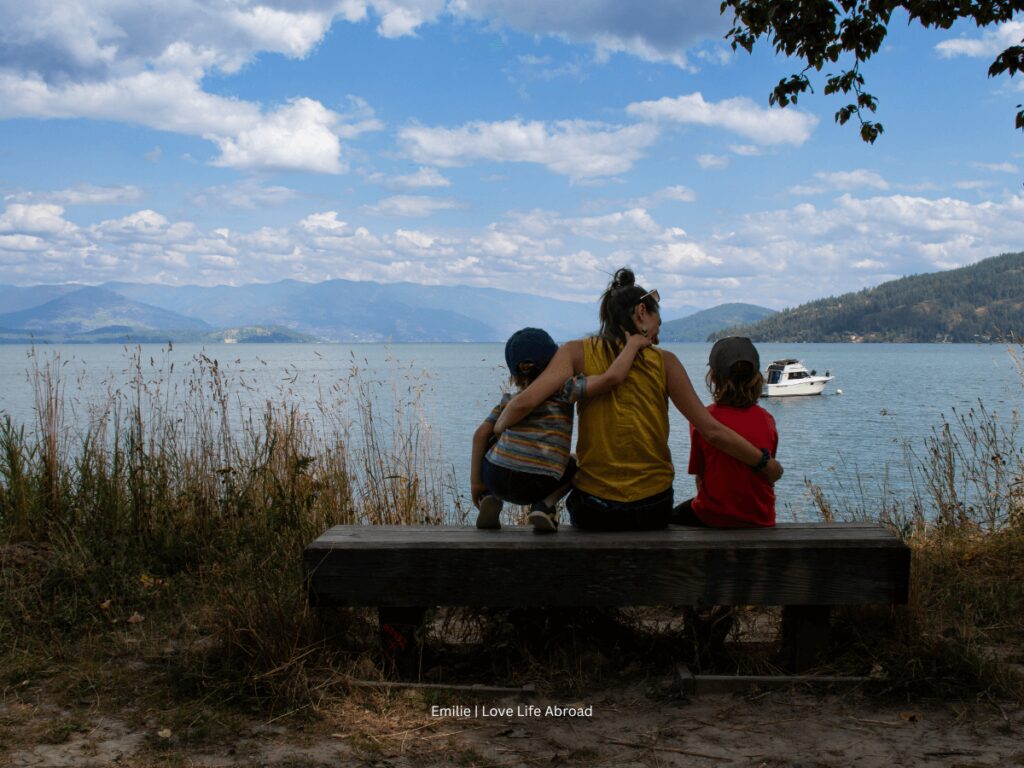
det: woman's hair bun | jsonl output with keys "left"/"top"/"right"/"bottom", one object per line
{"left": 611, "top": 267, "right": 635, "bottom": 290}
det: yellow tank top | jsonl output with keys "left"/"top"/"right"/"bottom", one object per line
{"left": 573, "top": 337, "right": 673, "bottom": 502}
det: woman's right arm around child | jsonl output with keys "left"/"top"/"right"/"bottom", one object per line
{"left": 568, "top": 332, "right": 651, "bottom": 402}
{"left": 492, "top": 334, "right": 650, "bottom": 435}
{"left": 492, "top": 342, "right": 581, "bottom": 435}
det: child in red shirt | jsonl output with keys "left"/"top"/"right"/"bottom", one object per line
{"left": 672, "top": 336, "right": 778, "bottom": 527}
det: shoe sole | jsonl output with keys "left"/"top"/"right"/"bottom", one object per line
{"left": 476, "top": 497, "right": 502, "bottom": 529}
{"left": 528, "top": 510, "right": 558, "bottom": 532}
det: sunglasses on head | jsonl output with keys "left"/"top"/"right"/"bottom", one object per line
{"left": 638, "top": 288, "right": 660, "bottom": 305}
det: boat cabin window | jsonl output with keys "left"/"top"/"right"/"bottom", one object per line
{"left": 768, "top": 370, "right": 781, "bottom": 384}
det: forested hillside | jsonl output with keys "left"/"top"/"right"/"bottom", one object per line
{"left": 712, "top": 252, "right": 1024, "bottom": 342}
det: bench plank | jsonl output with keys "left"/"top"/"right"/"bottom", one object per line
{"left": 305, "top": 523, "right": 910, "bottom": 608}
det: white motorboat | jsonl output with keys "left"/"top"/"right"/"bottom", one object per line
{"left": 762, "top": 359, "right": 833, "bottom": 397}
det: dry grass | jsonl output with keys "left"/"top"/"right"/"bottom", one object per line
{"left": 1, "top": 341, "right": 1023, "bottom": 734}
{"left": 0, "top": 346, "right": 462, "bottom": 713}
{"left": 805, "top": 341, "right": 1024, "bottom": 698}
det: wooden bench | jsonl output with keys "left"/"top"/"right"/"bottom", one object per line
{"left": 304, "top": 522, "right": 910, "bottom": 674}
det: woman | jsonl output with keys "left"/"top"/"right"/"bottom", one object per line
{"left": 494, "top": 268, "right": 783, "bottom": 530}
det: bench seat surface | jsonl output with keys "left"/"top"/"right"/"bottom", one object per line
{"left": 305, "top": 523, "right": 910, "bottom": 608}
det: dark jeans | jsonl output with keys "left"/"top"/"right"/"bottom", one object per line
{"left": 566, "top": 487, "right": 673, "bottom": 531}
{"left": 482, "top": 456, "right": 577, "bottom": 506}
{"left": 669, "top": 497, "right": 709, "bottom": 527}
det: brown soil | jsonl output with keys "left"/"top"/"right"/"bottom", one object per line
{"left": 4, "top": 677, "right": 1022, "bottom": 768}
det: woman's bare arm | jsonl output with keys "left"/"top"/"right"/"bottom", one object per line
{"left": 663, "top": 350, "right": 783, "bottom": 483}
{"left": 493, "top": 341, "right": 582, "bottom": 435}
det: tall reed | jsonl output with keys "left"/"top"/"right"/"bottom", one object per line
{"left": 0, "top": 345, "right": 462, "bottom": 703}
{"left": 807, "top": 341, "right": 1024, "bottom": 694}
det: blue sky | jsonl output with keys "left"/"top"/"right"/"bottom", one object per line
{"left": 1, "top": 1, "right": 1022, "bottom": 314}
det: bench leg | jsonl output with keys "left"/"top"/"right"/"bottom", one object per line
{"left": 378, "top": 607, "right": 427, "bottom": 679}
{"left": 781, "top": 605, "right": 831, "bottom": 672}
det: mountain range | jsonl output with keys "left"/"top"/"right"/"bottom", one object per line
{"left": 4, "top": 251, "right": 1018, "bottom": 344}
{"left": 0, "top": 279, "right": 610, "bottom": 343}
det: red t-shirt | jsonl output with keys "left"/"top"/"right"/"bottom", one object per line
{"left": 688, "top": 403, "right": 778, "bottom": 527}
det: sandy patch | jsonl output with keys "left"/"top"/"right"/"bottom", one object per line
{"left": 3, "top": 680, "right": 1022, "bottom": 767}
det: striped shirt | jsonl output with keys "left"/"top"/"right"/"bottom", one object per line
{"left": 484, "top": 380, "right": 574, "bottom": 480}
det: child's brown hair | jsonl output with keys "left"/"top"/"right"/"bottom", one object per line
{"left": 706, "top": 362, "right": 764, "bottom": 408}
{"left": 706, "top": 337, "right": 763, "bottom": 408}
{"left": 511, "top": 363, "right": 543, "bottom": 390}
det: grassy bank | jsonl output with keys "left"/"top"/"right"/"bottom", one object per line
{"left": 1, "top": 348, "right": 464, "bottom": 713}
{"left": 1, "top": 344, "right": 1022, "bottom": 732}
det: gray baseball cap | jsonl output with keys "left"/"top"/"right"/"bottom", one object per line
{"left": 709, "top": 336, "right": 760, "bottom": 380}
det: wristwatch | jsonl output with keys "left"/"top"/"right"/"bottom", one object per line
{"left": 751, "top": 448, "right": 771, "bottom": 472}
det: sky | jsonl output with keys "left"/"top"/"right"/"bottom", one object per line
{"left": 1, "top": 1, "right": 1023, "bottom": 314}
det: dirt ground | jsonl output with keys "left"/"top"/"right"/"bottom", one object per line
{"left": 3, "top": 677, "right": 1022, "bottom": 768}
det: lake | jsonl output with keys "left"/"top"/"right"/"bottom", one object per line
{"left": 0, "top": 342, "right": 1020, "bottom": 520}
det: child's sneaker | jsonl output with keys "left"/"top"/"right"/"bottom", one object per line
{"left": 528, "top": 501, "right": 559, "bottom": 532}
{"left": 475, "top": 495, "right": 502, "bottom": 529}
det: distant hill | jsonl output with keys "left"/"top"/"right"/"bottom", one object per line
{"left": 0, "top": 325, "right": 317, "bottom": 345}
{"left": 0, "top": 284, "right": 83, "bottom": 313}
{"left": 712, "top": 252, "right": 1024, "bottom": 343}
{"left": 660, "top": 303, "right": 776, "bottom": 342}
{"left": 100, "top": 279, "right": 599, "bottom": 342}
{"left": 0, "top": 278, "right": 604, "bottom": 343}
{"left": 0, "top": 287, "right": 210, "bottom": 335}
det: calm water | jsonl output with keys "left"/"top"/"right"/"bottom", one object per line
{"left": 0, "top": 342, "right": 1020, "bottom": 520}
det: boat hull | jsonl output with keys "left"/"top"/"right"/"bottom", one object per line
{"left": 762, "top": 378, "right": 831, "bottom": 397}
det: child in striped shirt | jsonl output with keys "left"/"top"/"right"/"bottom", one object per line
{"left": 471, "top": 327, "right": 650, "bottom": 532}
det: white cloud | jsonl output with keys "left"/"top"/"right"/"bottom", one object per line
{"left": 789, "top": 169, "right": 890, "bottom": 196}
{"left": 300, "top": 211, "right": 353, "bottom": 234}
{"left": 721, "top": 193, "right": 1024, "bottom": 281}
{"left": 0, "top": 203, "right": 77, "bottom": 236}
{"left": 0, "top": 2, "right": 364, "bottom": 82}
{"left": 363, "top": 195, "right": 465, "bottom": 217}
{"left": 954, "top": 180, "right": 996, "bottom": 191}
{"left": 371, "top": 0, "right": 447, "bottom": 37}
{"left": 200, "top": 253, "right": 240, "bottom": 268}
{"left": 0, "top": 67, "right": 375, "bottom": 174}
{"left": 648, "top": 241, "right": 721, "bottom": 270}
{"left": 0, "top": 4, "right": 388, "bottom": 174}
{"left": 3, "top": 189, "right": 1023, "bottom": 310}
{"left": 729, "top": 144, "right": 762, "bottom": 157}
{"left": 226, "top": 5, "right": 340, "bottom": 57}
{"left": 0, "top": 234, "right": 47, "bottom": 251}
{"left": 973, "top": 161, "right": 1019, "bottom": 173}
{"left": 9, "top": 185, "right": 145, "bottom": 206}
{"left": 935, "top": 21, "right": 1024, "bottom": 59}
{"left": 627, "top": 92, "right": 818, "bottom": 146}
{"left": 212, "top": 98, "right": 347, "bottom": 173}
{"left": 567, "top": 208, "right": 661, "bottom": 242}
{"left": 399, "top": 119, "right": 660, "bottom": 179}
{"left": 193, "top": 181, "right": 297, "bottom": 210}
{"left": 697, "top": 153, "right": 729, "bottom": 170}
{"left": 450, "top": 0, "right": 728, "bottom": 69}
{"left": 817, "top": 170, "right": 889, "bottom": 191}
{"left": 367, "top": 166, "right": 453, "bottom": 189}
{"left": 652, "top": 186, "right": 697, "bottom": 204}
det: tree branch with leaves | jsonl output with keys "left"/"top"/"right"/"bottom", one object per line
{"left": 721, "top": 0, "right": 1024, "bottom": 142}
